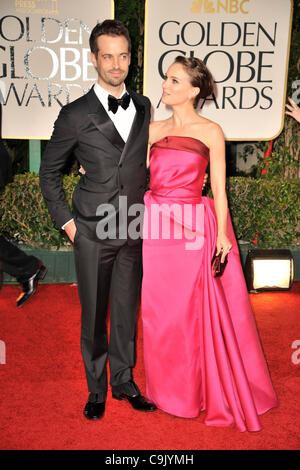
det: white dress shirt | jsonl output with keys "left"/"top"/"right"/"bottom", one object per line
{"left": 93, "top": 82, "right": 136, "bottom": 142}
{"left": 62, "top": 82, "right": 136, "bottom": 230}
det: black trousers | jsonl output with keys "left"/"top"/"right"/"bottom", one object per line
{"left": 73, "top": 230, "right": 142, "bottom": 402}
{"left": 0, "top": 236, "right": 39, "bottom": 282}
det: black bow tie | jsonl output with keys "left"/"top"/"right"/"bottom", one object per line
{"left": 108, "top": 93, "right": 131, "bottom": 114}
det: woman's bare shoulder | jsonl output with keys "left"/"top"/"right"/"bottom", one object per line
{"left": 196, "top": 116, "right": 223, "bottom": 132}
{"left": 196, "top": 117, "right": 224, "bottom": 144}
{"left": 186, "top": 116, "right": 224, "bottom": 148}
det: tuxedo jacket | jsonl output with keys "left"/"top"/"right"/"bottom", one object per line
{"left": 39, "top": 87, "right": 151, "bottom": 244}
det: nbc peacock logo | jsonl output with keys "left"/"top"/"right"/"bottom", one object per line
{"left": 190, "top": 0, "right": 250, "bottom": 14}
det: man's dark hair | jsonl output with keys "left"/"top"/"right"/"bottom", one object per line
{"left": 89, "top": 20, "right": 131, "bottom": 57}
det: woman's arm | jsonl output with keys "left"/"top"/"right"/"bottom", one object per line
{"left": 146, "top": 142, "right": 151, "bottom": 168}
{"left": 146, "top": 122, "right": 155, "bottom": 168}
{"left": 208, "top": 123, "right": 232, "bottom": 261}
{"left": 147, "top": 121, "right": 163, "bottom": 168}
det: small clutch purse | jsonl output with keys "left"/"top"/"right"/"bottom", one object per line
{"left": 211, "top": 249, "right": 228, "bottom": 277}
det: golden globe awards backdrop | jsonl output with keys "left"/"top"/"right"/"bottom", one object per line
{"left": 0, "top": 0, "right": 114, "bottom": 139}
{"left": 144, "top": 0, "right": 293, "bottom": 140}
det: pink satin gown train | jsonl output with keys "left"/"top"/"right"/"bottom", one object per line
{"left": 141, "top": 136, "right": 278, "bottom": 432}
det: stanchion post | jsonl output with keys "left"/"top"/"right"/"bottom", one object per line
{"left": 29, "top": 139, "right": 41, "bottom": 173}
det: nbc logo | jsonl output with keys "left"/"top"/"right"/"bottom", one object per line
{"left": 190, "top": 0, "right": 250, "bottom": 14}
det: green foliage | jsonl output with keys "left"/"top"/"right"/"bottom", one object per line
{"left": 115, "top": 0, "right": 145, "bottom": 93}
{"left": 225, "top": 177, "right": 300, "bottom": 248}
{"left": 256, "top": 131, "right": 299, "bottom": 179}
{"left": 287, "top": 0, "right": 300, "bottom": 95}
{"left": 0, "top": 173, "right": 80, "bottom": 249}
{"left": 1, "top": 174, "right": 299, "bottom": 249}
{"left": 238, "top": 127, "right": 300, "bottom": 179}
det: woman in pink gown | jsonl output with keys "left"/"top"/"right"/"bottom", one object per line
{"left": 141, "top": 56, "right": 278, "bottom": 432}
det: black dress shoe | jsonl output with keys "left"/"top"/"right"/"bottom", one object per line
{"left": 17, "top": 260, "right": 47, "bottom": 307}
{"left": 112, "top": 391, "right": 157, "bottom": 412}
{"left": 83, "top": 400, "right": 105, "bottom": 420}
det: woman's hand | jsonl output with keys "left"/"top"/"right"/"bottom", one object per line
{"left": 285, "top": 97, "right": 300, "bottom": 123}
{"left": 79, "top": 165, "right": 86, "bottom": 175}
{"left": 216, "top": 233, "right": 232, "bottom": 263}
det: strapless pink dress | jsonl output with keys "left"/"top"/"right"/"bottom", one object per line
{"left": 141, "top": 136, "right": 278, "bottom": 432}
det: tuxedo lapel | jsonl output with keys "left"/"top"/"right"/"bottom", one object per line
{"left": 119, "top": 91, "right": 146, "bottom": 166}
{"left": 86, "top": 88, "right": 125, "bottom": 154}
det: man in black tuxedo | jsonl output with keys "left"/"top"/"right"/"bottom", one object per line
{"left": 39, "top": 20, "right": 156, "bottom": 419}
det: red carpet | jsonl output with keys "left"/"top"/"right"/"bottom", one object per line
{"left": 0, "top": 282, "right": 299, "bottom": 450}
